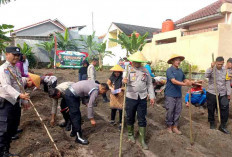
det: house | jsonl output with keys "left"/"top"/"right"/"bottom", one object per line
{"left": 102, "top": 22, "right": 160, "bottom": 66}
{"left": 142, "top": 0, "right": 232, "bottom": 71}
{"left": 11, "top": 19, "right": 86, "bottom": 62}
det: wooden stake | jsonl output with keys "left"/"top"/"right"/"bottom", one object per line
{"left": 188, "top": 64, "right": 194, "bottom": 145}
{"left": 212, "top": 53, "right": 221, "bottom": 123}
{"left": 119, "top": 65, "right": 129, "bottom": 157}
{"left": 7, "top": 67, "right": 62, "bottom": 157}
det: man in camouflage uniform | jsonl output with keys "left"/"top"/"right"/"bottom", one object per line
{"left": 123, "top": 51, "right": 155, "bottom": 150}
{"left": 0, "top": 47, "right": 30, "bottom": 157}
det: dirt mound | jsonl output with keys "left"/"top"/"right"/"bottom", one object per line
{"left": 10, "top": 69, "right": 232, "bottom": 157}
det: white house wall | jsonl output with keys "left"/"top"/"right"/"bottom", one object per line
{"left": 103, "top": 24, "right": 127, "bottom": 66}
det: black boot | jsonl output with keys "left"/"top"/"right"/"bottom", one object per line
{"left": 59, "top": 121, "right": 67, "bottom": 128}
{"left": 2, "top": 146, "right": 19, "bottom": 157}
{"left": 70, "top": 131, "right": 76, "bottom": 137}
{"left": 103, "top": 97, "right": 110, "bottom": 103}
{"left": 17, "top": 129, "right": 23, "bottom": 134}
{"left": 11, "top": 134, "right": 19, "bottom": 141}
{"left": 0, "top": 147, "right": 4, "bottom": 157}
{"left": 65, "top": 120, "right": 71, "bottom": 131}
{"left": 219, "top": 123, "right": 230, "bottom": 134}
{"left": 75, "top": 132, "right": 89, "bottom": 145}
{"left": 210, "top": 122, "right": 216, "bottom": 129}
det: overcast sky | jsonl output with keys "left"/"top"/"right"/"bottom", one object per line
{"left": 0, "top": 0, "right": 216, "bottom": 36}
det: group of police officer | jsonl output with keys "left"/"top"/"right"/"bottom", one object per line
{"left": 0, "top": 46, "right": 157, "bottom": 156}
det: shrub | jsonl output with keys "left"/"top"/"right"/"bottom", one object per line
{"left": 17, "top": 43, "right": 37, "bottom": 68}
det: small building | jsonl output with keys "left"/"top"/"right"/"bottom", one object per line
{"left": 102, "top": 22, "right": 160, "bottom": 65}
{"left": 11, "top": 19, "right": 86, "bottom": 63}
{"left": 142, "top": 0, "right": 232, "bottom": 71}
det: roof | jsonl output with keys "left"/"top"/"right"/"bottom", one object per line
{"left": 11, "top": 19, "right": 66, "bottom": 35}
{"left": 112, "top": 22, "right": 160, "bottom": 38}
{"left": 175, "top": 0, "right": 232, "bottom": 26}
{"left": 98, "top": 34, "right": 106, "bottom": 39}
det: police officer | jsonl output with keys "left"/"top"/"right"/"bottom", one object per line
{"left": 0, "top": 47, "right": 30, "bottom": 157}
{"left": 123, "top": 51, "right": 155, "bottom": 150}
{"left": 65, "top": 80, "right": 109, "bottom": 145}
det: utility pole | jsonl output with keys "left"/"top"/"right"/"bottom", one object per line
{"left": 92, "top": 12, "right": 94, "bottom": 33}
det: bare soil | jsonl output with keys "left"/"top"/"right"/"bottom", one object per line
{"left": 11, "top": 69, "right": 232, "bottom": 157}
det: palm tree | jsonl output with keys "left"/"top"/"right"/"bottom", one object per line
{"left": 96, "top": 42, "right": 114, "bottom": 71}
{"left": 0, "top": 24, "right": 14, "bottom": 54}
{"left": 36, "top": 38, "right": 54, "bottom": 68}
{"left": 78, "top": 31, "right": 98, "bottom": 56}
{"left": 109, "top": 31, "right": 148, "bottom": 56}
{"left": 55, "top": 29, "right": 78, "bottom": 51}
{"left": 0, "top": 0, "right": 11, "bottom": 6}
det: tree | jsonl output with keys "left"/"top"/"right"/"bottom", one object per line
{"left": 36, "top": 38, "right": 54, "bottom": 68}
{"left": 78, "top": 31, "right": 98, "bottom": 56}
{"left": 0, "top": 24, "right": 14, "bottom": 54}
{"left": 96, "top": 42, "right": 114, "bottom": 71}
{"left": 109, "top": 31, "right": 148, "bottom": 56}
{"left": 17, "top": 42, "right": 37, "bottom": 68}
{"left": 0, "top": 0, "right": 12, "bottom": 6}
{"left": 55, "top": 29, "right": 78, "bottom": 51}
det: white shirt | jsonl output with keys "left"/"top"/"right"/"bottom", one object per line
{"left": 23, "top": 59, "right": 29, "bottom": 75}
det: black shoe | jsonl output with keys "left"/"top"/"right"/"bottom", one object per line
{"left": 59, "top": 121, "right": 67, "bottom": 128}
{"left": 110, "top": 120, "right": 116, "bottom": 126}
{"left": 17, "top": 129, "right": 23, "bottom": 134}
{"left": 75, "top": 132, "right": 89, "bottom": 145}
{"left": 2, "top": 151, "right": 19, "bottom": 157}
{"left": 103, "top": 99, "right": 110, "bottom": 103}
{"left": 11, "top": 135, "right": 19, "bottom": 140}
{"left": 118, "top": 124, "right": 122, "bottom": 131}
{"left": 2, "top": 147, "right": 19, "bottom": 157}
{"left": 65, "top": 120, "right": 71, "bottom": 131}
{"left": 70, "top": 131, "right": 76, "bottom": 137}
{"left": 219, "top": 125, "right": 230, "bottom": 134}
{"left": 210, "top": 122, "right": 216, "bottom": 129}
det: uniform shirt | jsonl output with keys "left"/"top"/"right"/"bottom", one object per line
{"left": 123, "top": 66, "right": 155, "bottom": 100}
{"left": 0, "top": 61, "right": 27, "bottom": 105}
{"left": 43, "top": 76, "right": 57, "bottom": 85}
{"left": 70, "top": 80, "right": 99, "bottom": 119}
{"left": 165, "top": 66, "right": 186, "bottom": 97}
{"left": 52, "top": 82, "right": 74, "bottom": 114}
{"left": 205, "top": 66, "right": 231, "bottom": 96}
{"left": 87, "top": 64, "right": 96, "bottom": 81}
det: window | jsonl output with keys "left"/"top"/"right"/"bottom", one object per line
{"left": 156, "top": 37, "right": 176, "bottom": 45}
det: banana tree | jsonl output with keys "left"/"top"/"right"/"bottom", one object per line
{"left": 78, "top": 31, "right": 98, "bottom": 56}
{"left": 0, "top": 0, "right": 11, "bottom": 5}
{"left": 17, "top": 42, "right": 37, "bottom": 68}
{"left": 36, "top": 38, "right": 54, "bottom": 68}
{"left": 109, "top": 31, "right": 148, "bottom": 56}
{"left": 0, "top": 24, "right": 14, "bottom": 54}
{"left": 55, "top": 29, "right": 78, "bottom": 51}
{"left": 96, "top": 42, "right": 114, "bottom": 71}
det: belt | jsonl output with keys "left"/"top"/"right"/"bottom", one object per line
{"left": 69, "top": 87, "right": 79, "bottom": 97}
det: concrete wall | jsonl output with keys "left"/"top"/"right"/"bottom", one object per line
{"left": 15, "top": 22, "right": 63, "bottom": 37}
{"left": 142, "top": 28, "right": 220, "bottom": 71}
{"left": 15, "top": 38, "right": 52, "bottom": 62}
{"left": 218, "top": 23, "right": 232, "bottom": 60}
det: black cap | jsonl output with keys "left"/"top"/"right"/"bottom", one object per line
{"left": 5, "top": 47, "right": 21, "bottom": 54}
{"left": 227, "top": 58, "right": 232, "bottom": 63}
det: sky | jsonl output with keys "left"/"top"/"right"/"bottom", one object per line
{"left": 0, "top": 0, "right": 216, "bottom": 36}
